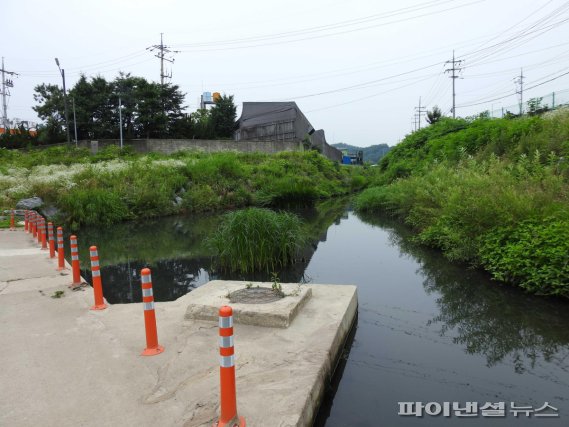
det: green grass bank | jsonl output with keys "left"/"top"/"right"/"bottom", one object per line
{"left": 0, "top": 146, "right": 369, "bottom": 228}
{"left": 356, "top": 109, "right": 569, "bottom": 297}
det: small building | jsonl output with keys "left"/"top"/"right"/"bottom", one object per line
{"left": 341, "top": 149, "right": 364, "bottom": 165}
{"left": 234, "top": 102, "right": 342, "bottom": 162}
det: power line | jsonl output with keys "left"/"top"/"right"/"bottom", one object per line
{"left": 174, "top": 0, "right": 485, "bottom": 52}
{"left": 464, "top": 2, "right": 569, "bottom": 64}
{"left": 457, "top": 69, "right": 569, "bottom": 108}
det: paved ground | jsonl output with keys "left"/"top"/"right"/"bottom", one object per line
{"left": 0, "top": 228, "right": 357, "bottom": 427}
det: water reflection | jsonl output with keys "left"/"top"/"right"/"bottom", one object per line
{"left": 76, "top": 198, "right": 349, "bottom": 303}
{"left": 357, "top": 212, "right": 569, "bottom": 372}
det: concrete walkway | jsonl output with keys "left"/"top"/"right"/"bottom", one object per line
{"left": 0, "top": 228, "right": 356, "bottom": 427}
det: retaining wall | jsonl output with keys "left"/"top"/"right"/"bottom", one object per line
{"left": 77, "top": 138, "right": 342, "bottom": 162}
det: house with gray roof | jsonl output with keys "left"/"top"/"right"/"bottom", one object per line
{"left": 234, "top": 102, "right": 342, "bottom": 162}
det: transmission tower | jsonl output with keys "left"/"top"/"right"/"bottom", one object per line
{"left": 146, "top": 33, "right": 180, "bottom": 85}
{"left": 445, "top": 50, "right": 463, "bottom": 119}
{"left": 0, "top": 57, "right": 18, "bottom": 131}
{"left": 415, "top": 96, "right": 427, "bottom": 130}
{"left": 514, "top": 68, "right": 525, "bottom": 116}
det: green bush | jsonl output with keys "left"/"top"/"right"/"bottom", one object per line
{"left": 208, "top": 207, "right": 305, "bottom": 273}
{"left": 182, "top": 184, "right": 220, "bottom": 212}
{"left": 357, "top": 110, "right": 569, "bottom": 296}
{"left": 60, "top": 188, "right": 129, "bottom": 228}
{"left": 357, "top": 156, "right": 568, "bottom": 263}
{"left": 480, "top": 218, "right": 569, "bottom": 297}
{"left": 256, "top": 175, "right": 320, "bottom": 206}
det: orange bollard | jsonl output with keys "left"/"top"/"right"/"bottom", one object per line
{"left": 57, "top": 227, "right": 66, "bottom": 271}
{"left": 69, "top": 235, "right": 82, "bottom": 287}
{"left": 214, "top": 306, "right": 246, "bottom": 427}
{"left": 140, "top": 268, "right": 164, "bottom": 356}
{"left": 89, "top": 246, "right": 107, "bottom": 310}
{"left": 9, "top": 210, "right": 15, "bottom": 231}
{"left": 24, "top": 210, "right": 28, "bottom": 232}
{"left": 31, "top": 212, "right": 37, "bottom": 237}
{"left": 40, "top": 218, "right": 48, "bottom": 250}
{"left": 47, "top": 222, "right": 56, "bottom": 258}
{"left": 37, "top": 217, "right": 43, "bottom": 245}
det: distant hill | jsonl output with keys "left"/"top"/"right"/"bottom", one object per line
{"left": 332, "top": 143, "right": 391, "bottom": 164}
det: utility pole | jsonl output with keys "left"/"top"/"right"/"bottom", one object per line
{"left": 514, "top": 68, "right": 525, "bottom": 116}
{"left": 72, "top": 97, "right": 78, "bottom": 146}
{"left": 445, "top": 50, "right": 463, "bottom": 119}
{"left": 118, "top": 96, "right": 123, "bottom": 149}
{"left": 146, "top": 33, "right": 179, "bottom": 85}
{"left": 0, "top": 58, "right": 18, "bottom": 132}
{"left": 55, "top": 58, "right": 71, "bottom": 146}
{"left": 415, "top": 96, "right": 427, "bottom": 130}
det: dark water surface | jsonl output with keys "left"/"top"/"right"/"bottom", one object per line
{"left": 74, "top": 201, "right": 569, "bottom": 426}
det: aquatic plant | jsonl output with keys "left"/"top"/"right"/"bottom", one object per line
{"left": 208, "top": 208, "right": 305, "bottom": 273}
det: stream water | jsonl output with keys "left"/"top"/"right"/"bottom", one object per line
{"left": 74, "top": 200, "right": 569, "bottom": 426}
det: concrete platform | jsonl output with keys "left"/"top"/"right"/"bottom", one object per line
{"left": 185, "top": 281, "right": 313, "bottom": 328}
{"left": 0, "top": 228, "right": 357, "bottom": 427}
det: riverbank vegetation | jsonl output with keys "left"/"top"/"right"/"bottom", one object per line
{"left": 0, "top": 147, "right": 369, "bottom": 228}
{"left": 356, "top": 109, "right": 569, "bottom": 297}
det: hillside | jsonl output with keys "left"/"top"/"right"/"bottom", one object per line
{"left": 356, "top": 109, "right": 569, "bottom": 297}
{"left": 332, "top": 143, "right": 391, "bottom": 164}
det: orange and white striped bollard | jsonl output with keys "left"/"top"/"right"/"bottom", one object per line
{"left": 40, "top": 218, "right": 48, "bottom": 250}
{"left": 37, "top": 217, "right": 43, "bottom": 245}
{"left": 215, "top": 306, "right": 246, "bottom": 427}
{"left": 31, "top": 212, "right": 37, "bottom": 237}
{"left": 89, "top": 246, "right": 107, "bottom": 310}
{"left": 9, "top": 210, "right": 15, "bottom": 231}
{"left": 47, "top": 222, "right": 56, "bottom": 258}
{"left": 69, "top": 235, "right": 82, "bottom": 287}
{"left": 57, "top": 227, "right": 65, "bottom": 271}
{"left": 140, "top": 268, "right": 164, "bottom": 356}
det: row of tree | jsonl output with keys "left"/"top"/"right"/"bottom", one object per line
{"left": 32, "top": 73, "right": 237, "bottom": 143}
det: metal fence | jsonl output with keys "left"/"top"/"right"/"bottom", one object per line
{"left": 485, "top": 89, "right": 569, "bottom": 118}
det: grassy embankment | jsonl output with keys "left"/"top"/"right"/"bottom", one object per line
{"left": 0, "top": 146, "right": 370, "bottom": 229}
{"left": 355, "top": 109, "right": 569, "bottom": 297}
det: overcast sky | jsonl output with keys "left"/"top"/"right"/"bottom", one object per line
{"left": 2, "top": 0, "right": 569, "bottom": 147}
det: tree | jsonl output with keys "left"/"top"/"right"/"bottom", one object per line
{"left": 33, "top": 73, "right": 188, "bottom": 141}
{"left": 190, "top": 109, "right": 214, "bottom": 139}
{"left": 527, "top": 97, "right": 549, "bottom": 116}
{"left": 33, "top": 84, "right": 65, "bottom": 128}
{"left": 209, "top": 94, "right": 237, "bottom": 138}
{"left": 426, "top": 105, "right": 442, "bottom": 125}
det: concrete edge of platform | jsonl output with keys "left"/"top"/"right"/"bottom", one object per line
{"left": 298, "top": 285, "right": 358, "bottom": 426}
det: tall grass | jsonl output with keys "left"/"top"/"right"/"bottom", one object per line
{"left": 207, "top": 208, "right": 305, "bottom": 273}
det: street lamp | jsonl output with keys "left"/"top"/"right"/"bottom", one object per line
{"left": 55, "top": 58, "right": 71, "bottom": 146}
